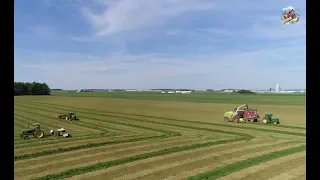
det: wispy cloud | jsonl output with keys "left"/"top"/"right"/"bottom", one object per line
{"left": 81, "top": 0, "right": 216, "bottom": 35}
{"left": 20, "top": 41, "right": 305, "bottom": 89}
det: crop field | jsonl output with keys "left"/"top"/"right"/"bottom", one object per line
{"left": 14, "top": 92, "right": 306, "bottom": 180}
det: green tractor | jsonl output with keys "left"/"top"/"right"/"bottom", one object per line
{"left": 58, "top": 112, "right": 79, "bottom": 121}
{"left": 20, "top": 123, "right": 45, "bottom": 140}
{"left": 262, "top": 113, "right": 280, "bottom": 124}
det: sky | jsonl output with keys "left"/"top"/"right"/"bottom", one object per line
{"left": 14, "top": 0, "right": 306, "bottom": 90}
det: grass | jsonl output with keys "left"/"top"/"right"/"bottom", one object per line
{"left": 18, "top": 102, "right": 306, "bottom": 137}
{"left": 51, "top": 91, "right": 305, "bottom": 106}
{"left": 186, "top": 145, "right": 306, "bottom": 180}
{"left": 14, "top": 92, "right": 305, "bottom": 180}
{"left": 32, "top": 138, "right": 246, "bottom": 180}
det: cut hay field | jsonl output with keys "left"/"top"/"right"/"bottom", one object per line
{"left": 14, "top": 92, "right": 306, "bottom": 180}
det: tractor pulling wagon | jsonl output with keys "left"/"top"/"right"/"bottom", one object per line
{"left": 58, "top": 112, "right": 79, "bottom": 121}
{"left": 223, "top": 104, "right": 280, "bottom": 124}
{"left": 20, "top": 123, "right": 71, "bottom": 140}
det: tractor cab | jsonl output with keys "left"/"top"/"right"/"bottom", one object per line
{"left": 67, "top": 112, "right": 78, "bottom": 120}
{"left": 33, "top": 123, "right": 40, "bottom": 129}
{"left": 262, "top": 113, "right": 280, "bottom": 124}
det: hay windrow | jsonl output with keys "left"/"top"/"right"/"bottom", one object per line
{"left": 14, "top": 93, "right": 305, "bottom": 180}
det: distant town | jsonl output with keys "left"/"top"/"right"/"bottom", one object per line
{"left": 51, "top": 84, "right": 306, "bottom": 94}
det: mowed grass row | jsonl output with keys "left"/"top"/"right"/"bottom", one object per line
{"left": 15, "top": 104, "right": 167, "bottom": 135}
{"left": 186, "top": 145, "right": 305, "bottom": 180}
{"left": 16, "top": 103, "right": 242, "bottom": 141}
{"left": 15, "top": 136, "right": 224, "bottom": 179}
{"left": 16, "top": 103, "right": 255, "bottom": 139}
{"left": 14, "top": 94, "right": 305, "bottom": 180}
{"left": 217, "top": 152, "right": 305, "bottom": 180}
{"left": 32, "top": 140, "right": 304, "bottom": 180}
{"left": 64, "top": 139, "right": 299, "bottom": 180}
{"left": 14, "top": 105, "right": 253, "bottom": 161}
{"left": 16, "top": 103, "right": 257, "bottom": 142}
{"left": 27, "top": 101, "right": 306, "bottom": 131}
{"left": 14, "top": 102, "right": 304, "bottom": 162}
{"left": 21, "top": 102, "right": 305, "bottom": 137}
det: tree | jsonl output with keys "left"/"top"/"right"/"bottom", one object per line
{"left": 236, "top": 89, "right": 255, "bottom": 94}
{"left": 14, "top": 82, "right": 51, "bottom": 96}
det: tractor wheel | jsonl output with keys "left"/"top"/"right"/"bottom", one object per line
{"left": 262, "top": 118, "right": 268, "bottom": 124}
{"left": 224, "top": 117, "right": 230, "bottom": 122}
{"left": 34, "top": 130, "right": 45, "bottom": 138}
{"left": 23, "top": 135, "right": 29, "bottom": 140}
{"left": 274, "top": 122, "right": 278, "bottom": 125}
{"left": 233, "top": 116, "right": 239, "bottom": 123}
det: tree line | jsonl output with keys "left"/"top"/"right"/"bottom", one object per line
{"left": 14, "top": 82, "right": 51, "bottom": 96}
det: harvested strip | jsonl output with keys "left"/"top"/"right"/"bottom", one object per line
{"left": 14, "top": 112, "right": 95, "bottom": 133}
{"left": 14, "top": 132, "right": 129, "bottom": 149}
{"left": 16, "top": 105, "right": 179, "bottom": 135}
{"left": 14, "top": 134, "right": 179, "bottom": 168}
{"left": 15, "top": 137, "right": 216, "bottom": 179}
{"left": 284, "top": 173, "right": 306, "bottom": 180}
{"left": 15, "top": 135, "right": 208, "bottom": 172}
{"left": 14, "top": 134, "right": 175, "bottom": 161}
{"left": 264, "top": 164, "right": 306, "bottom": 180}
{"left": 217, "top": 152, "right": 305, "bottom": 180}
{"left": 185, "top": 144, "right": 306, "bottom": 180}
{"left": 73, "top": 140, "right": 295, "bottom": 180}
{"left": 32, "top": 138, "right": 251, "bottom": 180}
{"left": 17, "top": 103, "right": 239, "bottom": 139}
{"left": 16, "top": 104, "right": 149, "bottom": 134}
{"left": 72, "top": 112, "right": 305, "bottom": 137}
{"left": 20, "top": 127, "right": 269, "bottom": 168}
{"left": 15, "top": 107, "right": 111, "bottom": 133}
{"left": 30, "top": 102, "right": 306, "bottom": 132}
{"left": 14, "top": 133, "right": 150, "bottom": 155}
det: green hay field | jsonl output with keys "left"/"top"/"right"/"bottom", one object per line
{"left": 14, "top": 92, "right": 306, "bottom": 180}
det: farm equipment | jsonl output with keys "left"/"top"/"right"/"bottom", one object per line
{"left": 262, "top": 113, "right": 280, "bottom": 124}
{"left": 224, "top": 104, "right": 260, "bottom": 123}
{"left": 58, "top": 112, "right": 79, "bottom": 121}
{"left": 20, "top": 123, "right": 45, "bottom": 140}
{"left": 48, "top": 128, "right": 71, "bottom": 137}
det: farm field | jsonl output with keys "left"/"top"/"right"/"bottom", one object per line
{"left": 14, "top": 92, "right": 306, "bottom": 180}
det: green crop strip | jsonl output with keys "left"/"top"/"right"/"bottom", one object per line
{"left": 14, "top": 134, "right": 176, "bottom": 161}
{"left": 32, "top": 138, "right": 246, "bottom": 180}
{"left": 23, "top": 103, "right": 305, "bottom": 137}
{"left": 185, "top": 144, "right": 306, "bottom": 180}
{"left": 16, "top": 104, "right": 254, "bottom": 139}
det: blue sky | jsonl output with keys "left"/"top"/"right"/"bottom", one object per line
{"left": 14, "top": 0, "right": 306, "bottom": 90}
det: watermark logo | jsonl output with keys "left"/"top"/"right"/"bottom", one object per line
{"left": 280, "top": 6, "right": 300, "bottom": 25}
